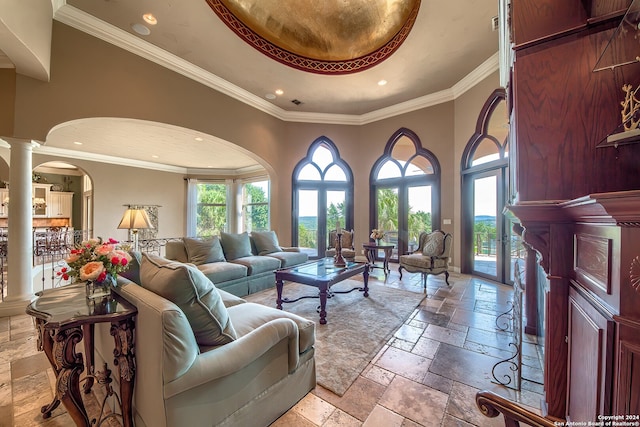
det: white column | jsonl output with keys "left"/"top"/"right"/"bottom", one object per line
{"left": 0, "top": 138, "right": 38, "bottom": 316}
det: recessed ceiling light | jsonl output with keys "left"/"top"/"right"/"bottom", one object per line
{"left": 73, "top": 141, "right": 82, "bottom": 145}
{"left": 151, "top": 155, "right": 159, "bottom": 159}
{"left": 275, "top": 89, "right": 284, "bottom": 96}
{"left": 143, "top": 13, "right": 157, "bottom": 25}
{"left": 131, "top": 23, "right": 151, "bottom": 36}
{"left": 194, "top": 137, "right": 203, "bottom": 142}
{"left": 265, "top": 93, "right": 276, "bottom": 100}
{"left": 378, "top": 80, "right": 388, "bottom": 86}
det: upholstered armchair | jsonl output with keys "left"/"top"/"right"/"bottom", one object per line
{"left": 398, "top": 230, "right": 452, "bottom": 289}
{"left": 325, "top": 229, "right": 356, "bottom": 262}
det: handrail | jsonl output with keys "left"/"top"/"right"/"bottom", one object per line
{"left": 476, "top": 390, "right": 561, "bottom": 427}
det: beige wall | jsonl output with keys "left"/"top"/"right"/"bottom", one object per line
{"left": 5, "top": 21, "right": 502, "bottom": 268}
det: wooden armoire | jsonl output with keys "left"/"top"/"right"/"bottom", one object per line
{"left": 505, "top": 0, "right": 640, "bottom": 421}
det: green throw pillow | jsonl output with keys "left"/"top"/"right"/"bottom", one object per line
{"left": 139, "top": 253, "right": 237, "bottom": 346}
{"left": 220, "top": 232, "right": 253, "bottom": 260}
{"left": 183, "top": 237, "right": 226, "bottom": 265}
{"left": 118, "top": 250, "right": 142, "bottom": 284}
{"left": 251, "top": 231, "right": 282, "bottom": 255}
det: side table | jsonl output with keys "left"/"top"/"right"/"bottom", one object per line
{"left": 363, "top": 242, "right": 394, "bottom": 275}
{"left": 26, "top": 283, "right": 137, "bottom": 427}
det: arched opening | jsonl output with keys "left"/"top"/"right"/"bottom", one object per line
{"left": 370, "top": 128, "right": 440, "bottom": 261}
{"left": 460, "top": 89, "right": 521, "bottom": 284}
{"left": 292, "top": 137, "right": 353, "bottom": 258}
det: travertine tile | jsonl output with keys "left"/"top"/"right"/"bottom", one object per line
{"left": 375, "top": 346, "right": 431, "bottom": 383}
{"left": 446, "top": 382, "right": 504, "bottom": 427}
{"left": 324, "top": 408, "right": 362, "bottom": 427}
{"left": 422, "top": 324, "right": 466, "bottom": 347}
{"left": 429, "top": 343, "right": 501, "bottom": 390}
{"left": 292, "top": 392, "right": 335, "bottom": 426}
{"left": 362, "top": 365, "right": 395, "bottom": 387}
{"left": 394, "top": 325, "right": 424, "bottom": 344}
{"left": 378, "top": 376, "right": 448, "bottom": 426}
{"left": 362, "top": 404, "right": 404, "bottom": 427}
{"left": 328, "top": 376, "right": 386, "bottom": 422}
{"left": 411, "top": 336, "right": 439, "bottom": 359}
{"left": 10, "top": 353, "right": 49, "bottom": 380}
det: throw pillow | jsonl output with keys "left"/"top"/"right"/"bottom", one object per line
{"left": 118, "top": 250, "right": 143, "bottom": 284}
{"left": 220, "top": 232, "right": 253, "bottom": 260}
{"left": 183, "top": 237, "right": 226, "bottom": 265}
{"left": 251, "top": 230, "right": 282, "bottom": 255}
{"left": 139, "top": 253, "right": 237, "bottom": 346}
{"left": 423, "top": 232, "right": 445, "bottom": 257}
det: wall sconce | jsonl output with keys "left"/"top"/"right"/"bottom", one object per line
{"left": 117, "top": 207, "right": 154, "bottom": 251}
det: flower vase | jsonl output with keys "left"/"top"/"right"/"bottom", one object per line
{"left": 376, "top": 239, "right": 382, "bottom": 245}
{"left": 85, "top": 276, "right": 113, "bottom": 300}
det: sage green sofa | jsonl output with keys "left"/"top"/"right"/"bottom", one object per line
{"left": 94, "top": 252, "right": 316, "bottom": 427}
{"left": 166, "top": 231, "right": 308, "bottom": 297}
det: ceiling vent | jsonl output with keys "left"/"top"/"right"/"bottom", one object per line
{"left": 291, "top": 99, "right": 303, "bottom": 106}
{"left": 491, "top": 16, "right": 499, "bottom": 31}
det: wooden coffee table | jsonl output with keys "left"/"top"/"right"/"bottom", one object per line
{"left": 275, "top": 258, "right": 369, "bottom": 324}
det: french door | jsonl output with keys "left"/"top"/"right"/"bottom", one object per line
{"left": 469, "top": 168, "right": 517, "bottom": 283}
{"left": 374, "top": 183, "right": 433, "bottom": 261}
{"left": 296, "top": 188, "right": 346, "bottom": 259}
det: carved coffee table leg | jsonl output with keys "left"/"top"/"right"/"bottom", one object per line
{"left": 276, "top": 277, "right": 284, "bottom": 309}
{"left": 319, "top": 283, "right": 328, "bottom": 324}
{"left": 363, "top": 264, "right": 370, "bottom": 297}
{"left": 111, "top": 317, "right": 136, "bottom": 427}
{"left": 53, "top": 327, "right": 91, "bottom": 426}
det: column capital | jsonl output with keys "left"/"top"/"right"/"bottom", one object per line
{"left": 0, "top": 137, "right": 40, "bottom": 149}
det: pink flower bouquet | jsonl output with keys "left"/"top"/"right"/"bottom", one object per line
{"left": 57, "top": 237, "right": 132, "bottom": 285}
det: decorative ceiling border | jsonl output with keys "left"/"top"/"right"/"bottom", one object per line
{"left": 53, "top": 3, "right": 498, "bottom": 125}
{"left": 204, "top": 0, "right": 420, "bottom": 75}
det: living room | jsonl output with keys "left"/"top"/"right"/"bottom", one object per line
{"left": 3, "top": 1, "right": 640, "bottom": 426}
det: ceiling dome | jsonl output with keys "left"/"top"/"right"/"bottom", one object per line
{"left": 205, "top": 0, "right": 421, "bottom": 74}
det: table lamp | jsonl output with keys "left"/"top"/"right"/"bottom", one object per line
{"left": 117, "top": 207, "right": 154, "bottom": 251}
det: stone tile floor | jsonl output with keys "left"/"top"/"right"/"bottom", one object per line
{"left": 0, "top": 266, "right": 544, "bottom": 426}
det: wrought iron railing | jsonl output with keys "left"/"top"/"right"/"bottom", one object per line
{"left": 24, "top": 228, "right": 182, "bottom": 292}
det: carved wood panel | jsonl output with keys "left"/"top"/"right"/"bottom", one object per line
{"left": 575, "top": 233, "right": 612, "bottom": 294}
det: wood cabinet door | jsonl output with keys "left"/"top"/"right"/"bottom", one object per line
{"left": 614, "top": 319, "right": 640, "bottom": 415}
{"left": 566, "top": 286, "right": 614, "bottom": 421}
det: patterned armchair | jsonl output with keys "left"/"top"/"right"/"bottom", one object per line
{"left": 325, "top": 229, "right": 356, "bottom": 262}
{"left": 398, "top": 230, "right": 452, "bottom": 289}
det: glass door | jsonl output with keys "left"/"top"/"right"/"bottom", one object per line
{"left": 471, "top": 169, "right": 508, "bottom": 282}
{"left": 297, "top": 189, "right": 318, "bottom": 257}
{"left": 375, "top": 184, "right": 432, "bottom": 261}
{"left": 407, "top": 184, "right": 432, "bottom": 255}
{"left": 296, "top": 188, "right": 346, "bottom": 259}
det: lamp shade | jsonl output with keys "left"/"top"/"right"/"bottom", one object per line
{"left": 117, "top": 208, "right": 154, "bottom": 230}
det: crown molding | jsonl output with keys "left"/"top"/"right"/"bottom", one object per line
{"left": 33, "top": 145, "right": 265, "bottom": 176}
{"left": 34, "top": 145, "right": 187, "bottom": 173}
{"left": 53, "top": 3, "right": 499, "bottom": 126}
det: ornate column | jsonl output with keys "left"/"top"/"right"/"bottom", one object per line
{"left": 0, "top": 137, "right": 38, "bottom": 315}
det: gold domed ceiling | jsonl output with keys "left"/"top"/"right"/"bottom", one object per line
{"left": 205, "top": 0, "right": 421, "bottom": 74}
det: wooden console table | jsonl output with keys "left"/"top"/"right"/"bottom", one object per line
{"left": 26, "top": 283, "right": 137, "bottom": 427}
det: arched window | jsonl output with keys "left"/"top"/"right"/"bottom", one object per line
{"left": 370, "top": 128, "right": 440, "bottom": 260}
{"left": 460, "top": 88, "right": 520, "bottom": 284}
{"left": 292, "top": 137, "right": 353, "bottom": 258}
